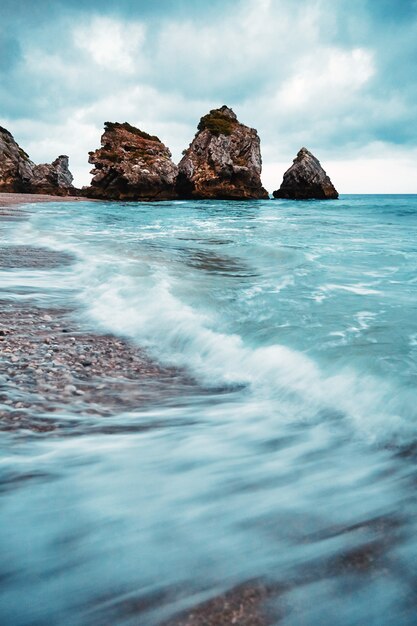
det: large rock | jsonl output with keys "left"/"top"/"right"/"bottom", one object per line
{"left": 273, "top": 147, "right": 338, "bottom": 200}
{"left": 87, "top": 122, "right": 178, "bottom": 201}
{"left": 30, "top": 156, "right": 74, "bottom": 194}
{"left": 0, "top": 126, "right": 34, "bottom": 192}
{"left": 176, "top": 106, "right": 268, "bottom": 200}
{"left": 0, "top": 126, "right": 75, "bottom": 196}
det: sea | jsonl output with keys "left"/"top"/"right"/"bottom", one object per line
{"left": 1, "top": 195, "right": 417, "bottom": 625}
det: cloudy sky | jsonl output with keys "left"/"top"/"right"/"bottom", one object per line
{"left": 1, "top": 0, "right": 417, "bottom": 193}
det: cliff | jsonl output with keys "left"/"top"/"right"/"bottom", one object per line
{"left": 87, "top": 122, "right": 178, "bottom": 201}
{"left": 273, "top": 148, "right": 338, "bottom": 200}
{"left": 176, "top": 106, "right": 268, "bottom": 200}
{"left": 0, "top": 126, "right": 75, "bottom": 196}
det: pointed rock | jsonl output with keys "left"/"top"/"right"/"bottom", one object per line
{"left": 273, "top": 148, "right": 338, "bottom": 200}
{"left": 0, "top": 126, "right": 75, "bottom": 195}
{"left": 30, "top": 155, "right": 74, "bottom": 195}
{"left": 177, "top": 105, "right": 268, "bottom": 200}
{"left": 87, "top": 122, "right": 178, "bottom": 201}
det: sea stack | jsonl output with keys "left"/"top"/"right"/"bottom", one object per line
{"left": 0, "top": 126, "right": 75, "bottom": 195}
{"left": 176, "top": 105, "right": 268, "bottom": 200}
{"left": 273, "top": 148, "right": 338, "bottom": 200}
{"left": 87, "top": 122, "right": 178, "bottom": 201}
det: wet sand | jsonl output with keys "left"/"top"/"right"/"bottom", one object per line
{"left": 0, "top": 191, "right": 87, "bottom": 208}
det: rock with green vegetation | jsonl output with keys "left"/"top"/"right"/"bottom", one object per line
{"left": 177, "top": 106, "right": 268, "bottom": 200}
{"left": 87, "top": 121, "right": 178, "bottom": 201}
{"left": 273, "top": 147, "right": 338, "bottom": 200}
{"left": 0, "top": 125, "right": 75, "bottom": 195}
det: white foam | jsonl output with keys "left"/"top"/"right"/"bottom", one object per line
{"left": 9, "top": 214, "right": 417, "bottom": 446}
{"left": 324, "top": 283, "right": 381, "bottom": 296}
{"left": 76, "top": 256, "right": 416, "bottom": 445}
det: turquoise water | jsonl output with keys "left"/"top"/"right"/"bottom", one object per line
{"left": 1, "top": 196, "right": 417, "bottom": 624}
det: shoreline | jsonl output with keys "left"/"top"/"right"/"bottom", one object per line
{"left": 0, "top": 298, "right": 197, "bottom": 434}
{"left": 0, "top": 202, "right": 198, "bottom": 434}
{"left": 0, "top": 191, "right": 89, "bottom": 208}
{"left": 0, "top": 195, "right": 276, "bottom": 624}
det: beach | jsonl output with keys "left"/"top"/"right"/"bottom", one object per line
{"left": 0, "top": 193, "right": 273, "bottom": 625}
{"left": 1, "top": 194, "right": 417, "bottom": 625}
{"left": 0, "top": 193, "right": 197, "bottom": 434}
{"left": 0, "top": 192, "right": 87, "bottom": 208}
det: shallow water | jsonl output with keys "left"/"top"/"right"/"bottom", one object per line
{"left": 1, "top": 196, "right": 417, "bottom": 625}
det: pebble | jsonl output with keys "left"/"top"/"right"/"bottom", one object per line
{"left": 0, "top": 302, "right": 182, "bottom": 433}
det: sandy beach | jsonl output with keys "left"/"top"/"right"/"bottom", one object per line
{"left": 0, "top": 192, "right": 87, "bottom": 208}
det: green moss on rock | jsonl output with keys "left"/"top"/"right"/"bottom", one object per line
{"left": 197, "top": 109, "right": 237, "bottom": 137}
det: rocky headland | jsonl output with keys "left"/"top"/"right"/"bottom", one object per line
{"left": 273, "top": 147, "right": 338, "bottom": 200}
{"left": 0, "top": 126, "right": 76, "bottom": 196}
{"left": 176, "top": 106, "right": 268, "bottom": 200}
{"left": 87, "top": 122, "right": 178, "bottom": 201}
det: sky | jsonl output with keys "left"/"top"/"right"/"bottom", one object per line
{"left": 1, "top": 0, "right": 417, "bottom": 193}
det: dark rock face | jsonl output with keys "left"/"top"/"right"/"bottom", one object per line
{"left": 177, "top": 106, "right": 268, "bottom": 200}
{"left": 273, "top": 147, "right": 338, "bottom": 200}
{"left": 0, "top": 126, "right": 75, "bottom": 196}
{"left": 87, "top": 122, "right": 178, "bottom": 201}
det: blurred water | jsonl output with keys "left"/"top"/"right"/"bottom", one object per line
{"left": 1, "top": 196, "right": 417, "bottom": 625}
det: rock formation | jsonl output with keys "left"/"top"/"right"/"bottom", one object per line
{"left": 273, "top": 147, "right": 338, "bottom": 200}
{"left": 30, "top": 156, "right": 74, "bottom": 194}
{"left": 176, "top": 106, "right": 268, "bottom": 200}
{"left": 0, "top": 125, "right": 75, "bottom": 195}
{"left": 87, "top": 122, "right": 178, "bottom": 201}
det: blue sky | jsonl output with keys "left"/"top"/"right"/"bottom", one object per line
{"left": 1, "top": 0, "right": 417, "bottom": 192}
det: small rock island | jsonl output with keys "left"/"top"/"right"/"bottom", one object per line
{"left": 273, "top": 147, "right": 338, "bottom": 200}
{"left": 87, "top": 122, "right": 178, "bottom": 201}
{"left": 176, "top": 106, "right": 268, "bottom": 200}
{"left": 0, "top": 126, "right": 75, "bottom": 196}
{"left": 1, "top": 117, "right": 342, "bottom": 202}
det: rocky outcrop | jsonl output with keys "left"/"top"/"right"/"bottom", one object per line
{"left": 176, "top": 106, "right": 268, "bottom": 200}
{"left": 87, "top": 122, "right": 178, "bottom": 201}
{"left": 0, "top": 126, "right": 75, "bottom": 196}
{"left": 30, "top": 156, "right": 74, "bottom": 195}
{"left": 273, "top": 147, "right": 338, "bottom": 200}
{"left": 0, "top": 126, "right": 33, "bottom": 192}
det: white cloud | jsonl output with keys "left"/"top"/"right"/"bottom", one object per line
{"left": 3, "top": 0, "right": 417, "bottom": 192}
{"left": 73, "top": 16, "right": 146, "bottom": 74}
{"left": 277, "top": 48, "right": 374, "bottom": 110}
